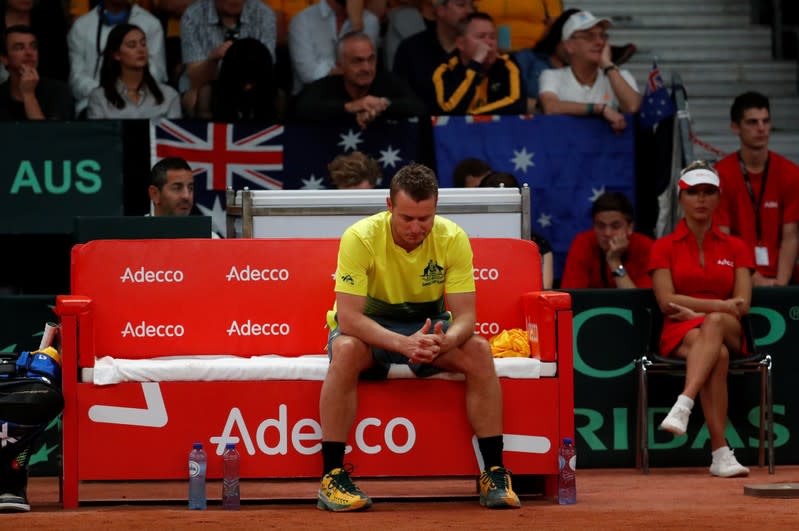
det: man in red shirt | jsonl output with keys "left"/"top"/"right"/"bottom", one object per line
{"left": 714, "top": 91, "right": 799, "bottom": 286}
{"left": 561, "top": 192, "right": 653, "bottom": 288}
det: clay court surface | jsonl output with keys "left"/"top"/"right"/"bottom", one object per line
{"left": 7, "top": 466, "right": 799, "bottom": 529}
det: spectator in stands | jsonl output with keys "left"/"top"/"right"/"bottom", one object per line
{"left": 561, "top": 191, "right": 653, "bottom": 288}
{"left": 87, "top": 23, "right": 180, "bottom": 119}
{"left": 328, "top": 151, "right": 381, "bottom": 189}
{"left": 180, "top": 0, "right": 276, "bottom": 94}
{"left": 288, "top": 0, "right": 379, "bottom": 94}
{"left": 182, "top": 37, "right": 281, "bottom": 122}
{"left": 318, "top": 162, "right": 520, "bottom": 512}
{"left": 392, "top": 0, "right": 473, "bottom": 112}
{"left": 383, "top": 0, "right": 433, "bottom": 71}
{"left": 68, "top": 0, "right": 166, "bottom": 117}
{"left": 650, "top": 161, "right": 752, "bottom": 478}
{"left": 0, "top": 25, "right": 73, "bottom": 120}
{"left": 538, "top": 10, "right": 640, "bottom": 132}
{"left": 1, "top": 0, "right": 70, "bottom": 83}
{"left": 514, "top": 8, "right": 637, "bottom": 115}
{"left": 480, "top": 171, "right": 554, "bottom": 289}
{"left": 715, "top": 91, "right": 799, "bottom": 286}
{"left": 149, "top": 156, "right": 194, "bottom": 216}
{"left": 432, "top": 12, "right": 524, "bottom": 115}
{"left": 452, "top": 156, "right": 491, "bottom": 187}
{"left": 70, "top": 1, "right": 219, "bottom": 88}
{"left": 148, "top": 156, "right": 224, "bottom": 237}
{"left": 292, "top": 32, "right": 425, "bottom": 128}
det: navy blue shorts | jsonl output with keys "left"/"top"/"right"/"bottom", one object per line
{"left": 327, "top": 313, "right": 451, "bottom": 380}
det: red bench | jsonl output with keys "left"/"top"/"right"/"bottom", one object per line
{"left": 56, "top": 237, "right": 573, "bottom": 507}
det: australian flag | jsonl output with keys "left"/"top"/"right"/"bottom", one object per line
{"left": 433, "top": 114, "right": 636, "bottom": 278}
{"left": 151, "top": 119, "right": 422, "bottom": 236}
{"left": 638, "top": 61, "right": 676, "bottom": 129}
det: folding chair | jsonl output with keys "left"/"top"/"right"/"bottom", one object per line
{"left": 635, "top": 309, "right": 774, "bottom": 474}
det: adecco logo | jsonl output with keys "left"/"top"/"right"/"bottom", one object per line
{"left": 122, "top": 321, "right": 185, "bottom": 337}
{"left": 473, "top": 268, "right": 500, "bottom": 281}
{"left": 120, "top": 267, "right": 184, "bottom": 283}
{"left": 226, "top": 320, "right": 290, "bottom": 336}
{"left": 475, "top": 322, "right": 501, "bottom": 335}
{"left": 226, "top": 266, "right": 290, "bottom": 282}
{"left": 210, "top": 405, "right": 416, "bottom": 456}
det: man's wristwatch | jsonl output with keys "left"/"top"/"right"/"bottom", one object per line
{"left": 611, "top": 264, "right": 627, "bottom": 278}
{"left": 603, "top": 64, "right": 619, "bottom": 75}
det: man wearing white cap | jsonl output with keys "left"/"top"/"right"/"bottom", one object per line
{"left": 538, "top": 10, "right": 640, "bottom": 132}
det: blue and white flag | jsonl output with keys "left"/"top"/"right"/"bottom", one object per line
{"left": 432, "top": 115, "right": 636, "bottom": 277}
{"left": 638, "top": 61, "right": 676, "bottom": 129}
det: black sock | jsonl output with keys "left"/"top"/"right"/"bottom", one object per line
{"left": 478, "top": 435, "right": 504, "bottom": 470}
{"left": 321, "top": 441, "right": 346, "bottom": 475}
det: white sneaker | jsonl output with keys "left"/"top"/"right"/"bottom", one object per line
{"left": 710, "top": 449, "right": 750, "bottom": 478}
{"left": 659, "top": 403, "right": 691, "bottom": 436}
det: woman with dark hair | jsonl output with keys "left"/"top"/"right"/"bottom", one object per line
{"left": 0, "top": 0, "right": 70, "bottom": 82}
{"left": 182, "top": 37, "right": 280, "bottom": 123}
{"left": 87, "top": 23, "right": 180, "bottom": 119}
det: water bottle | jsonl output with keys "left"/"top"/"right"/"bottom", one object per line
{"left": 222, "top": 443, "right": 241, "bottom": 510}
{"left": 188, "top": 442, "right": 207, "bottom": 510}
{"left": 558, "top": 437, "right": 576, "bottom": 505}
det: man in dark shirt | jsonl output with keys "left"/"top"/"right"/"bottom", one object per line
{"left": 432, "top": 12, "right": 524, "bottom": 116}
{"left": 392, "top": 0, "right": 474, "bottom": 112}
{"left": 293, "top": 31, "right": 425, "bottom": 128}
{"left": 0, "top": 25, "right": 73, "bottom": 121}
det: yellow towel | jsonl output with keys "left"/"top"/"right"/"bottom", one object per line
{"left": 489, "top": 328, "right": 530, "bottom": 358}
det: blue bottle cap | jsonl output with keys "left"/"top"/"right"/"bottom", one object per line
{"left": 225, "top": 443, "right": 236, "bottom": 449}
{"left": 563, "top": 437, "right": 573, "bottom": 445}
{"left": 193, "top": 442, "right": 203, "bottom": 449}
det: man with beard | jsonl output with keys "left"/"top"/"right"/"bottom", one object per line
{"left": 148, "top": 157, "right": 195, "bottom": 217}
{"left": 292, "top": 32, "right": 425, "bottom": 128}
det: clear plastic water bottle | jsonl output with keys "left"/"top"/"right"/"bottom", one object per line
{"left": 558, "top": 437, "right": 576, "bottom": 505}
{"left": 188, "top": 442, "right": 207, "bottom": 510}
{"left": 222, "top": 443, "right": 241, "bottom": 510}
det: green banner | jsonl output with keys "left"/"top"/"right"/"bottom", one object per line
{"left": 568, "top": 287, "right": 799, "bottom": 469}
{"left": 0, "top": 121, "right": 123, "bottom": 234}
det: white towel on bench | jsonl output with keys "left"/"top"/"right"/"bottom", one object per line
{"left": 91, "top": 354, "right": 543, "bottom": 385}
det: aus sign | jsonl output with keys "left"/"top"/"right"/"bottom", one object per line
{"left": 0, "top": 121, "right": 123, "bottom": 234}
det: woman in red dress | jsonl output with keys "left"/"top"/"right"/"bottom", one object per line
{"left": 648, "top": 161, "right": 754, "bottom": 478}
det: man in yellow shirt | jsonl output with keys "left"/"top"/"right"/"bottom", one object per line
{"left": 318, "top": 163, "right": 521, "bottom": 512}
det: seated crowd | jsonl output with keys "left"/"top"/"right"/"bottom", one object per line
{"left": 1, "top": 0, "right": 796, "bottom": 287}
{"left": 0, "top": 1, "right": 642, "bottom": 124}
